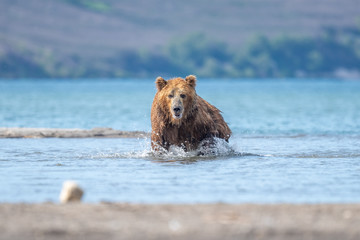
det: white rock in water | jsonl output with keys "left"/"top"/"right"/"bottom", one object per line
{"left": 59, "top": 181, "right": 84, "bottom": 203}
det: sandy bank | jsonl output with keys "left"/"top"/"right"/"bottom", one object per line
{"left": 0, "top": 127, "right": 148, "bottom": 138}
{"left": 0, "top": 203, "right": 359, "bottom": 240}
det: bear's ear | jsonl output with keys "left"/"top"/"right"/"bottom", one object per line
{"left": 155, "top": 77, "right": 167, "bottom": 91}
{"left": 185, "top": 75, "right": 197, "bottom": 88}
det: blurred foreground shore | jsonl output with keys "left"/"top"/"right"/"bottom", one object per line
{"left": 1, "top": 203, "right": 359, "bottom": 240}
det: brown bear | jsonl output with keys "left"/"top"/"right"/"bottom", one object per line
{"left": 151, "top": 75, "right": 231, "bottom": 152}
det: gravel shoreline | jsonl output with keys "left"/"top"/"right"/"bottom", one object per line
{"left": 0, "top": 127, "right": 148, "bottom": 138}
{"left": 1, "top": 203, "right": 359, "bottom": 240}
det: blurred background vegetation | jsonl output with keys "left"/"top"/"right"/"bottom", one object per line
{"left": 1, "top": 0, "right": 360, "bottom": 79}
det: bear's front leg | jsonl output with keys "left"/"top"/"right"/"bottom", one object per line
{"left": 197, "top": 137, "right": 217, "bottom": 156}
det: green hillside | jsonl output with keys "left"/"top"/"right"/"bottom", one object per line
{"left": 0, "top": 0, "right": 360, "bottom": 78}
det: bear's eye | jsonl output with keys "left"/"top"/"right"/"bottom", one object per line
{"left": 168, "top": 94, "right": 174, "bottom": 98}
{"left": 180, "top": 94, "right": 186, "bottom": 98}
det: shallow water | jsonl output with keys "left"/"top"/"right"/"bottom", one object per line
{"left": 0, "top": 79, "right": 360, "bottom": 203}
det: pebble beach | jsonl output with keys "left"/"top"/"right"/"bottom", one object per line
{"left": 1, "top": 203, "right": 360, "bottom": 240}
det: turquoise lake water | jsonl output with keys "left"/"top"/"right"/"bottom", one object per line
{"left": 0, "top": 79, "right": 360, "bottom": 203}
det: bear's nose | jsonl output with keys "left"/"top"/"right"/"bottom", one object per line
{"left": 173, "top": 107, "right": 181, "bottom": 113}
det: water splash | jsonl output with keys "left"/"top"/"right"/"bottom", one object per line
{"left": 86, "top": 137, "right": 253, "bottom": 161}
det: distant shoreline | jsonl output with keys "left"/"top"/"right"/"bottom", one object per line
{"left": 1, "top": 203, "right": 359, "bottom": 240}
{"left": 0, "top": 127, "right": 148, "bottom": 138}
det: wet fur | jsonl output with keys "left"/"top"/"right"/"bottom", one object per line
{"left": 151, "top": 75, "right": 231, "bottom": 152}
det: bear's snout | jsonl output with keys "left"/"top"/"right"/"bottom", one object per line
{"left": 173, "top": 107, "right": 181, "bottom": 113}
{"left": 171, "top": 105, "right": 183, "bottom": 119}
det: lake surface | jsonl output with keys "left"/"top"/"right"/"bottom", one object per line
{"left": 0, "top": 79, "right": 360, "bottom": 203}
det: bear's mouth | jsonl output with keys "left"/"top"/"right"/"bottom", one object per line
{"left": 173, "top": 112, "right": 183, "bottom": 119}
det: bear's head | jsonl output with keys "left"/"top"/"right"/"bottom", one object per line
{"left": 155, "top": 75, "right": 197, "bottom": 124}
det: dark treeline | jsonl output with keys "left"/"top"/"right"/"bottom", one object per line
{"left": 1, "top": 27, "right": 360, "bottom": 79}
